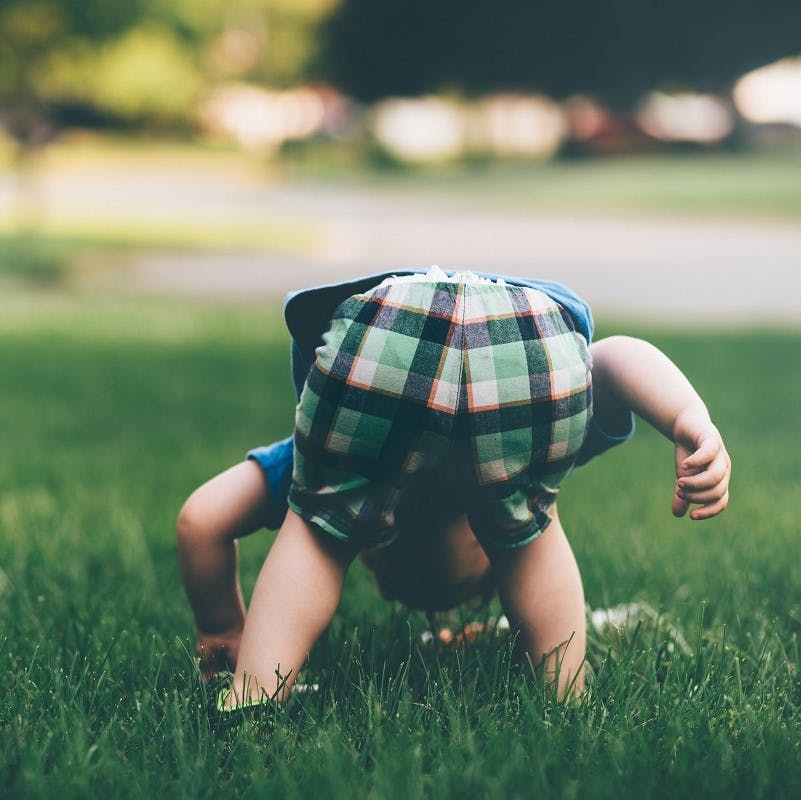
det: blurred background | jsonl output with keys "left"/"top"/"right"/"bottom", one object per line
{"left": 1, "top": 0, "right": 800, "bottom": 320}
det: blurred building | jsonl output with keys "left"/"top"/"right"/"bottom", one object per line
{"left": 197, "top": 84, "right": 353, "bottom": 152}
{"left": 366, "top": 94, "right": 565, "bottom": 163}
{"left": 734, "top": 56, "right": 801, "bottom": 128}
{"left": 636, "top": 93, "right": 734, "bottom": 144}
{"left": 194, "top": 68, "right": 801, "bottom": 165}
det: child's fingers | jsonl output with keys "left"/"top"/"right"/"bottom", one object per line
{"left": 678, "top": 454, "right": 729, "bottom": 492}
{"left": 678, "top": 459, "right": 728, "bottom": 492}
{"left": 672, "top": 490, "right": 690, "bottom": 517}
{"left": 676, "top": 458, "right": 730, "bottom": 519}
{"left": 681, "top": 434, "right": 721, "bottom": 470}
{"left": 688, "top": 490, "right": 730, "bottom": 520}
{"left": 673, "top": 424, "right": 730, "bottom": 521}
{"left": 678, "top": 480, "right": 728, "bottom": 505}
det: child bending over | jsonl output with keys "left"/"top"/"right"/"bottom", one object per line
{"left": 176, "top": 268, "right": 730, "bottom": 706}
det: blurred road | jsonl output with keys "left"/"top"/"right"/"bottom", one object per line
{"left": 8, "top": 167, "right": 801, "bottom": 323}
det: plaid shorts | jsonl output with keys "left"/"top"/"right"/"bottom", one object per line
{"left": 288, "top": 277, "right": 592, "bottom": 549}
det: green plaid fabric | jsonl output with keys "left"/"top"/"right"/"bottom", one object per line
{"left": 289, "top": 278, "right": 592, "bottom": 548}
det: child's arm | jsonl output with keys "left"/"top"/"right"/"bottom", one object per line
{"left": 590, "top": 336, "right": 731, "bottom": 520}
{"left": 177, "top": 461, "right": 276, "bottom": 681}
{"left": 177, "top": 439, "right": 294, "bottom": 681}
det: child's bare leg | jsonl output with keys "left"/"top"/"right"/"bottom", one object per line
{"left": 176, "top": 460, "right": 272, "bottom": 678}
{"left": 484, "top": 505, "right": 586, "bottom": 697}
{"left": 230, "top": 509, "right": 357, "bottom": 704}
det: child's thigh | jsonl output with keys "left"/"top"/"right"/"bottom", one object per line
{"left": 178, "top": 460, "right": 273, "bottom": 541}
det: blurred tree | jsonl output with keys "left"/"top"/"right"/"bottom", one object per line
{"left": 0, "top": 0, "right": 152, "bottom": 223}
{"left": 35, "top": 24, "right": 201, "bottom": 125}
{"left": 0, "top": 0, "right": 335, "bottom": 223}
{"left": 320, "top": 0, "right": 801, "bottom": 106}
{"left": 148, "top": 0, "right": 337, "bottom": 87}
{"left": 0, "top": 0, "right": 151, "bottom": 136}
{"left": 0, "top": 0, "right": 336, "bottom": 142}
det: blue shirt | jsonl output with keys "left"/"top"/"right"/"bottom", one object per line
{"left": 249, "top": 269, "right": 633, "bottom": 529}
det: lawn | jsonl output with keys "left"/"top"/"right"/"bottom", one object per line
{"left": 28, "top": 135, "right": 801, "bottom": 219}
{"left": 343, "top": 149, "right": 801, "bottom": 218}
{"left": 2, "top": 290, "right": 800, "bottom": 798}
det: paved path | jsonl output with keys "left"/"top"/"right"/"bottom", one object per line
{"left": 6, "top": 170, "right": 801, "bottom": 324}
{"left": 126, "top": 184, "right": 801, "bottom": 325}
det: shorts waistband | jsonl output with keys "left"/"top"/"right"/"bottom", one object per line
{"left": 376, "top": 265, "right": 508, "bottom": 289}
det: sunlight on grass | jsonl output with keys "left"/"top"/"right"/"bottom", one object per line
{"left": 0, "top": 218, "right": 323, "bottom": 258}
{"left": 370, "top": 150, "right": 801, "bottom": 217}
{"left": 37, "top": 132, "right": 259, "bottom": 176}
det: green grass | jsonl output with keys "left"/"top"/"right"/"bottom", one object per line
{"left": 0, "top": 220, "right": 323, "bottom": 258}
{"left": 341, "top": 150, "right": 801, "bottom": 218}
{"left": 2, "top": 291, "right": 801, "bottom": 798}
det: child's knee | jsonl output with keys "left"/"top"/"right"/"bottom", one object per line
{"left": 176, "top": 489, "right": 217, "bottom": 545}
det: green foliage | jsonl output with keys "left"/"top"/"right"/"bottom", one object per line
{"left": 143, "top": 0, "right": 337, "bottom": 87}
{"left": 36, "top": 24, "right": 202, "bottom": 123}
{"left": 0, "top": 0, "right": 335, "bottom": 137}
{"left": 0, "top": 0, "right": 150, "bottom": 90}
{"left": 1, "top": 295, "right": 801, "bottom": 797}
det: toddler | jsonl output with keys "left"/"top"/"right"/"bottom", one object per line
{"left": 177, "top": 267, "right": 730, "bottom": 706}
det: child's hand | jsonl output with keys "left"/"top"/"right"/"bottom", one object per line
{"left": 671, "top": 411, "right": 731, "bottom": 520}
{"left": 196, "top": 629, "right": 242, "bottom": 683}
